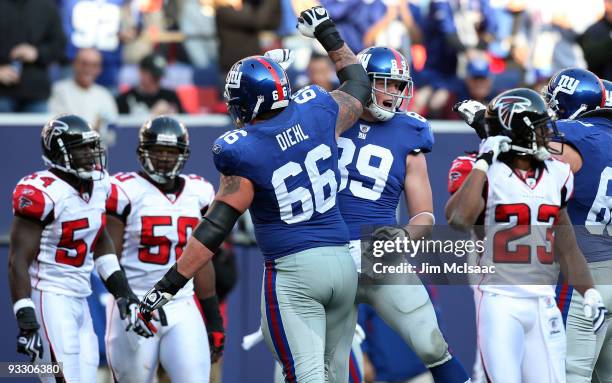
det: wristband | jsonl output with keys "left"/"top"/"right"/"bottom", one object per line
{"left": 13, "top": 298, "right": 35, "bottom": 316}
{"left": 95, "top": 253, "right": 121, "bottom": 281}
{"left": 314, "top": 20, "right": 344, "bottom": 52}
{"left": 155, "top": 264, "right": 190, "bottom": 296}
{"left": 473, "top": 159, "right": 490, "bottom": 173}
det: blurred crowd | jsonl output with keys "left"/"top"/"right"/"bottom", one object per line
{"left": 0, "top": 0, "right": 610, "bottom": 126}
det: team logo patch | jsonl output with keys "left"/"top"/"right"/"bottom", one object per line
{"left": 358, "top": 124, "right": 370, "bottom": 140}
{"left": 449, "top": 171, "right": 461, "bottom": 182}
{"left": 494, "top": 96, "right": 532, "bottom": 131}
{"left": 555, "top": 75, "right": 580, "bottom": 96}
{"left": 18, "top": 196, "right": 32, "bottom": 210}
{"left": 212, "top": 143, "right": 222, "bottom": 154}
{"left": 226, "top": 69, "right": 242, "bottom": 89}
{"left": 42, "top": 119, "right": 69, "bottom": 149}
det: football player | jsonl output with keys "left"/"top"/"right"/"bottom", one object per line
{"left": 9, "top": 114, "right": 147, "bottom": 382}
{"left": 445, "top": 88, "right": 607, "bottom": 382}
{"left": 137, "top": 6, "right": 372, "bottom": 382}
{"left": 337, "top": 46, "right": 470, "bottom": 382}
{"left": 542, "top": 68, "right": 612, "bottom": 382}
{"left": 105, "top": 116, "right": 223, "bottom": 382}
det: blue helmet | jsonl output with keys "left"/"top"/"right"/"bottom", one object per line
{"left": 224, "top": 56, "right": 291, "bottom": 125}
{"left": 357, "top": 46, "right": 412, "bottom": 121}
{"left": 602, "top": 79, "right": 612, "bottom": 108}
{"left": 543, "top": 68, "right": 605, "bottom": 119}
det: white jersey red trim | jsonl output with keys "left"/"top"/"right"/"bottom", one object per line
{"left": 478, "top": 158, "right": 573, "bottom": 298}
{"left": 12, "top": 170, "right": 110, "bottom": 297}
{"left": 107, "top": 172, "right": 215, "bottom": 298}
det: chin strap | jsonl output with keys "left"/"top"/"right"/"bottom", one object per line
{"left": 568, "top": 104, "right": 588, "bottom": 120}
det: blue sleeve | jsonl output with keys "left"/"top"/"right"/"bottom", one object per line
{"left": 556, "top": 120, "right": 590, "bottom": 157}
{"left": 401, "top": 113, "right": 435, "bottom": 153}
{"left": 212, "top": 135, "right": 242, "bottom": 176}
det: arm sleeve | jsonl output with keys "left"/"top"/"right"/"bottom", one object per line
{"left": 12, "top": 184, "right": 54, "bottom": 225}
{"left": 106, "top": 180, "right": 131, "bottom": 223}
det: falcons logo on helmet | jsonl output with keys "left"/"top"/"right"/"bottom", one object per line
{"left": 494, "top": 96, "right": 532, "bottom": 131}
{"left": 42, "top": 119, "right": 69, "bottom": 150}
{"left": 18, "top": 196, "right": 32, "bottom": 209}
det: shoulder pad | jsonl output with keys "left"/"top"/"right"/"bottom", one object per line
{"left": 578, "top": 107, "right": 612, "bottom": 121}
{"left": 212, "top": 130, "right": 247, "bottom": 175}
{"left": 185, "top": 174, "right": 216, "bottom": 209}
{"left": 398, "top": 112, "right": 435, "bottom": 152}
{"left": 12, "top": 180, "right": 55, "bottom": 223}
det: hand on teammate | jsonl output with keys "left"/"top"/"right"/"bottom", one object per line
{"left": 583, "top": 288, "right": 608, "bottom": 334}
{"left": 296, "top": 6, "right": 333, "bottom": 38}
{"left": 15, "top": 307, "right": 43, "bottom": 362}
{"left": 117, "top": 294, "right": 156, "bottom": 338}
{"left": 137, "top": 287, "right": 173, "bottom": 337}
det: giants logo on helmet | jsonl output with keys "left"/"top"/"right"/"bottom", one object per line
{"left": 42, "top": 119, "right": 69, "bottom": 149}
{"left": 495, "top": 96, "right": 532, "bottom": 131}
{"left": 358, "top": 53, "right": 372, "bottom": 69}
{"left": 226, "top": 69, "right": 242, "bottom": 89}
{"left": 556, "top": 75, "right": 580, "bottom": 95}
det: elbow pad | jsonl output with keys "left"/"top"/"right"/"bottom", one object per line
{"left": 337, "top": 64, "right": 371, "bottom": 107}
{"left": 192, "top": 201, "right": 242, "bottom": 251}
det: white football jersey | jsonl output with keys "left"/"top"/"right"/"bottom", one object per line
{"left": 479, "top": 158, "right": 574, "bottom": 298}
{"left": 12, "top": 170, "right": 110, "bottom": 297}
{"left": 106, "top": 172, "right": 215, "bottom": 299}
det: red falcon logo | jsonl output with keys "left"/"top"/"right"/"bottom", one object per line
{"left": 494, "top": 96, "right": 532, "bottom": 131}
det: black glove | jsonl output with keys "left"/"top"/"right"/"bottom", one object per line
{"left": 200, "top": 296, "right": 225, "bottom": 363}
{"left": 297, "top": 6, "right": 344, "bottom": 52}
{"left": 453, "top": 100, "right": 487, "bottom": 139}
{"left": 139, "top": 264, "right": 188, "bottom": 330}
{"left": 117, "top": 294, "right": 155, "bottom": 338}
{"left": 16, "top": 307, "right": 43, "bottom": 362}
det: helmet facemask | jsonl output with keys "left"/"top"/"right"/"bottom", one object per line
{"left": 508, "top": 115, "right": 564, "bottom": 161}
{"left": 367, "top": 73, "right": 413, "bottom": 121}
{"left": 43, "top": 132, "right": 106, "bottom": 180}
{"left": 138, "top": 143, "right": 190, "bottom": 184}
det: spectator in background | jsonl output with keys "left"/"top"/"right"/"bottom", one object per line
{"left": 581, "top": 0, "right": 612, "bottom": 80}
{"left": 0, "top": 0, "right": 65, "bottom": 113}
{"left": 306, "top": 53, "right": 336, "bottom": 91}
{"left": 411, "top": 0, "right": 471, "bottom": 119}
{"left": 50, "top": 49, "right": 118, "bottom": 134}
{"left": 460, "top": 58, "right": 494, "bottom": 104}
{"left": 59, "top": 0, "right": 135, "bottom": 90}
{"left": 116, "top": 54, "right": 185, "bottom": 115}
{"left": 215, "top": 0, "right": 281, "bottom": 79}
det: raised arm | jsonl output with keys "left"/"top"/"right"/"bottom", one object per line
{"left": 297, "top": 6, "right": 370, "bottom": 137}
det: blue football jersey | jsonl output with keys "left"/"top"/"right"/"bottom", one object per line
{"left": 212, "top": 86, "right": 349, "bottom": 259}
{"left": 557, "top": 117, "right": 612, "bottom": 262}
{"left": 60, "top": 0, "right": 125, "bottom": 86}
{"left": 337, "top": 112, "right": 434, "bottom": 240}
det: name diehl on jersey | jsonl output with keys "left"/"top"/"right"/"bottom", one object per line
{"left": 276, "top": 124, "right": 310, "bottom": 151}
